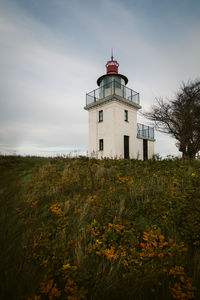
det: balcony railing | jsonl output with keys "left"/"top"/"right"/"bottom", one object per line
{"left": 86, "top": 80, "right": 140, "bottom": 107}
{"left": 137, "top": 123, "right": 154, "bottom": 139}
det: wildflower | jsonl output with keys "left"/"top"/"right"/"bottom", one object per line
{"left": 104, "top": 247, "right": 119, "bottom": 260}
{"left": 51, "top": 285, "right": 61, "bottom": 298}
{"left": 50, "top": 203, "right": 63, "bottom": 217}
{"left": 62, "top": 264, "right": 71, "bottom": 270}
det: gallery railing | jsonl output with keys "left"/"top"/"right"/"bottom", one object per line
{"left": 86, "top": 80, "right": 140, "bottom": 106}
{"left": 137, "top": 123, "right": 154, "bottom": 139}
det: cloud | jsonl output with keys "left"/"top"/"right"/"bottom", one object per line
{"left": 0, "top": 0, "right": 200, "bottom": 157}
{"left": 0, "top": 0, "right": 98, "bottom": 151}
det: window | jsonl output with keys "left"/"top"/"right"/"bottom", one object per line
{"left": 99, "top": 110, "right": 103, "bottom": 122}
{"left": 124, "top": 135, "right": 129, "bottom": 159}
{"left": 124, "top": 110, "right": 128, "bottom": 122}
{"left": 99, "top": 139, "right": 103, "bottom": 151}
{"left": 114, "top": 77, "right": 121, "bottom": 89}
{"left": 103, "top": 77, "right": 111, "bottom": 89}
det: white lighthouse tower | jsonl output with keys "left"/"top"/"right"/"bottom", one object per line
{"left": 84, "top": 55, "right": 155, "bottom": 159}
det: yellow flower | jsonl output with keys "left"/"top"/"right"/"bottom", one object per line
{"left": 50, "top": 203, "right": 63, "bottom": 217}
{"left": 62, "top": 264, "right": 71, "bottom": 270}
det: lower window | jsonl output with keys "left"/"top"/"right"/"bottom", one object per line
{"left": 124, "top": 135, "right": 129, "bottom": 159}
{"left": 99, "top": 139, "right": 103, "bottom": 151}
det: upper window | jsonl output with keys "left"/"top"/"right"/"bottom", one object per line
{"left": 103, "top": 77, "right": 111, "bottom": 89}
{"left": 99, "top": 110, "right": 103, "bottom": 122}
{"left": 114, "top": 77, "right": 121, "bottom": 89}
{"left": 124, "top": 110, "right": 128, "bottom": 122}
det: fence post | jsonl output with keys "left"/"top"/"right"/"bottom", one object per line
{"left": 94, "top": 90, "right": 96, "bottom": 102}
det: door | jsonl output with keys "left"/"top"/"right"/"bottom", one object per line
{"left": 143, "top": 139, "right": 148, "bottom": 160}
{"left": 124, "top": 135, "right": 129, "bottom": 159}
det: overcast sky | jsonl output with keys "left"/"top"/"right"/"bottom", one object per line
{"left": 0, "top": 0, "right": 200, "bottom": 157}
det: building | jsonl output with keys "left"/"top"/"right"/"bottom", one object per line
{"left": 84, "top": 55, "right": 155, "bottom": 159}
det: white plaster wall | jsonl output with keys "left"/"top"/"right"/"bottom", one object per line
{"left": 112, "top": 101, "right": 138, "bottom": 159}
{"left": 135, "top": 138, "right": 143, "bottom": 160}
{"left": 135, "top": 138, "right": 155, "bottom": 160}
{"left": 88, "top": 109, "right": 98, "bottom": 157}
{"left": 88, "top": 99, "right": 145, "bottom": 159}
{"left": 148, "top": 140, "right": 154, "bottom": 159}
{"left": 89, "top": 101, "right": 116, "bottom": 158}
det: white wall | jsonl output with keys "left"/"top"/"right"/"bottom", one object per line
{"left": 148, "top": 140, "right": 154, "bottom": 159}
{"left": 88, "top": 99, "right": 148, "bottom": 159}
{"left": 136, "top": 138, "right": 155, "bottom": 160}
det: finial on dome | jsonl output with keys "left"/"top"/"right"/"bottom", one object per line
{"left": 111, "top": 48, "right": 114, "bottom": 61}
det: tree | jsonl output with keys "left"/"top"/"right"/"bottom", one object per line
{"left": 143, "top": 80, "right": 200, "bottom": 158}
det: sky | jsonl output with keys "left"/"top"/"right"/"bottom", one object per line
{"left": 0, "top": 0, "right": 200, "bottom": 157}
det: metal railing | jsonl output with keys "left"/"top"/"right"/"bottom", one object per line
{"left": 86, "top": 80, "right": 140, "bottom": 106}
{"left": 137, "top": 123, "right": 154, "bottom": 139}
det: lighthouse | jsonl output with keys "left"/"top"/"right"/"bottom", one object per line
{"left": 84, "top": 55, "right": 155, "bottom": 159}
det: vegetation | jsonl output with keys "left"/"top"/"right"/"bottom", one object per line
{"left": 0, "top": 155, "right": 200, "bottom": 299}
{"left": 143, "top": 80, "right": 200, "bottom": 159}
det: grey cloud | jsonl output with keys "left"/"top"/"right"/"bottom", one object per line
{"left": 0, "top": 0, "right": 200, "bottom": 157}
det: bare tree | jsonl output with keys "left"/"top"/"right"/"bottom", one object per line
{"left": 143, "top": 80, "right": 200, "bottom": 158}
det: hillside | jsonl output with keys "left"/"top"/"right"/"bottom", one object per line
{"left": 0, "top": 155, "right": 200, "bottom": 300}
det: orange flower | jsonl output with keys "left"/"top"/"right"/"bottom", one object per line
{"left": 104, "top": 247, "right": 119, "bottom": 260}
{"left": 50, "top": 203, "right": 63, "bottom": 217}
{"left": 51, "top": 285, "right": 61, "bottom": 297}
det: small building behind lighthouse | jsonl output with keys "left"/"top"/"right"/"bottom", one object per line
{"left": 84, "top": 55, "right": 155, "bottom": 160}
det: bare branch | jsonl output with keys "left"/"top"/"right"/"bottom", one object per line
{"left": 142, "top": 80, "right": 200, "bottom": 158}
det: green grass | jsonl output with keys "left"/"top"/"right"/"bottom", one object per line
{"left": 0, "top": 156, "right": 51, "bottom": 299}
{"left": 0, "top": 155, "right": 200, "bottom": 299}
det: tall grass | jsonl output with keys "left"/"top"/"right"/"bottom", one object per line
{"left": 0, "top": 156, "right": 199, "bottom": 299}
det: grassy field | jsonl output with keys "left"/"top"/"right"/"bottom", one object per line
{"left": 0, "top": 155, "right": 200, "bottom": 300}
